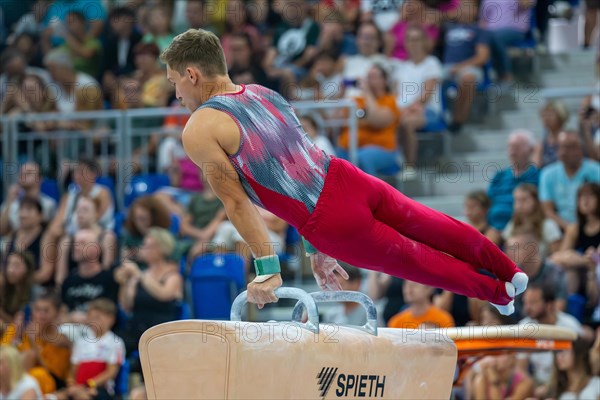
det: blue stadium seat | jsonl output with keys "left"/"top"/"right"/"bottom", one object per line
{"left": 124, "top": 174, "right": 171, "bottom": 207}
{"left": 40, "top": 179, "right": 60, "bottom": 203}
{"left": 189, "top": 253, "right": 246, "bottom": 320}
{"left": 115, "top": 358, "right": 130, "bottom": 398}
{"left": 96, "top": 176, "right": 117, "bottom": 210}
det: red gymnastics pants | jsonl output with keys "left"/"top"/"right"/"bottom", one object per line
{"left": 298, "top": 157, "right": 521, "bottom": 305}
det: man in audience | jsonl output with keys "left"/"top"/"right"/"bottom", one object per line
{"left": 387, "top": 280, "right": 455, "bottom": 329}
{"left": 540, "top": 131, "right": 600, "bottom": 231}
{"left": 0, "top": 162, "right": 56, "bottom": 236}
{"left": 517, "top": 283, "right": 583, "bottom": 398}
{"left": 487, "top": 129, "right": 539, "bottom": 230}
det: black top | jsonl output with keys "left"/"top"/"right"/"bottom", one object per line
{"left": 61, "top": 265, "right": 119, "bottom": 312}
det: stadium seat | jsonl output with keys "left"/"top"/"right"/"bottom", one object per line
{"left": 189, "top": 253, "right": 246, "bottom": 320}
{"left": 40, "top": 179, "right": 60, "bottom": 203}
{"left": 124, "top": 174, "right": 171, "bottom": 208}
{"left": 96, "top": 176, "right": 117, "bottom": 210}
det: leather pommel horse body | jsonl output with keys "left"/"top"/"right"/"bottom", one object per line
{"left": 139, "top": 289, "right": 577, "bottom": 399}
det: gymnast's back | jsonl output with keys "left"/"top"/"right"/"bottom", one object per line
{"left": 198, "top": 84, "right": 330, "bottom": 226}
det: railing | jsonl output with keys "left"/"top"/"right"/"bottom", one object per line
{"left": 1, "top": 100, "right": 358, "bottom": 210}
{"left": 539, "top": 87, "right": 598, "bottom": 100}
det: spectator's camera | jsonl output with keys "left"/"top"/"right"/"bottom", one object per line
{"left": 548, "top": 1, "right": 574, "bottom": 20}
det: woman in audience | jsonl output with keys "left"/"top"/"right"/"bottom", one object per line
{"left": 533, "top": 100, "right": 570, "bottom": 168}
{"left": 387, "top": 0, "right": 440, "bottom": 61}
{"left": 220, "top": 0, "right": 261, "bottom": 62}
{"left": 464, "top": 191, "right": 502, "bottom": 246}
{"left": 0, "top": 345, "right": 42, "bottom": 400}
{"left": 0, "top": 74, "right": 57, "bottom": 132}
{"left": 550, "top": 337, "right": 599, "bottom": 400}
{"left": 0, "top": 251, "right": 36, "bottom": 329}
{"left": 133, "top": 42, "right": 171, "bottom": 108}
{"left": 116, "top": 228, "right": 183, "bottom": 355}
{"left": 141, "top": 4, "right": 175, "bottom": 53}
{"left": 337, "top": 64, "right": 401, "bottom": 176}
{"left": 503, "top": 183, "right": 562, "bottom": 257}
{"left": 55, "top": 196, "right": 117, "bottom": 286}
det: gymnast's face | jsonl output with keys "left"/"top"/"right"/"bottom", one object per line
{"left": 167, "top": 65, "right": 205, "bottom": 112}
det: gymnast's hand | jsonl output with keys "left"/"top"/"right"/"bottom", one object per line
{"left": 247, "top": 273, "right": 283, "bottom": 309}
{"left": 310, "top": 253, "right": 349, "bottom": 291}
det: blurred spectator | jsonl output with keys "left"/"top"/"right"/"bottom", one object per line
{"left": 58, "top": 11, "right": 103, "bottom": 79}
{"left": 550, "top": 337, "right": 599, "bottom": 400}
{"left": 533, "top": 101, "right": 570, "bottom": 168}
{"left": 592, "top": 328, "right": 600, "bottom": 375}
{"left": 540, "top": 131, "right": 600, "bottom": 231}
{"left": 43, "top": 48, "right": 102, "bottom": 114}
{"left": 102, "top": 7, "right": 142, "bottom": 100}
{"left": 441, "top": 0, "right": 491, "bottom": 133}
{"left": 4, "top": 198, "right": 54, "bottom": 287}
{"left": 464, "top": 190, "right": 502, "bottom": 246}
{"left": 469, "top": 354, "right": 534, "bottom": 399}
{"left": 479, "top": 303, "right": 517, "bottom": 326}
{"left": 367, "top": 272, "right": 405, "bottom": 325}
{"left": 133, "top": 42, "right": 171, "bottom": 108}
{"left": 296, "top": 49, "right": 343, "bottom": 101}
{"left": 0, "top": 48, "right": 50, "bottom": 107}
{"left": 184, "top": 0, "right": 220, "bottom": 33}
{"left": 387, "top": 0, "right": 440, "bottom": 61}
{"left": 434, "top": 288, "right": 482, "bottom": 327}
{"left": 142, "top": 5, "right": 176, "bottom": 54}
{"left": 322, "top": 263, "right": 366, "bottom": 325}
{"left": 228, "top": 32, "right": 278, "bottom": 89}
{"left": 338, "top": 64, "right": 401, "bottom": 176}
{"left": 11, "top": 32, "right": 44, "bottom": 69}
{"left": 394, "top": 25, "right": 443, "bottom": 175}
{"left": 221, "top": 0, "right": 262, "bottom": 62}
{"left": 55, "top": 196, "right": 117, "bottom": 286}
{"left": 518, "top": 283, "right": 583, "bottom": 398}
{"left": 0, "top": 251, "right": 35, "bottom": 326}
{"left": 299, "top": 114, "right": 336, "bottom": 156}
{"left": 315, "top": 9, "right": 357, "bottom": 57}
{"left": 505, "top": 232, "right": 568, "bottom": 317}
{"left": 60, "top": 229, "right": 119, "bottom": 323}
{"left": 487, "top": 129, "right": 539, "bottom": 231}
{"left": 264, "top": 0, "right": 320, "bottom": 97}
{"left": 341, "top": 21, "right": 391, "bottom": 97}
{"left": 129, "top": 385, "right": 147, "bottom": 400}
{"left": 579, "top": 55, "right": 600, "bottom": 162}
{"left": 503, "top": 183, "right": 562, "bottom": 256}
{"left": 0, "top": 345, "right": 43, "bottom": 400}
{"left": 18, "top": 293, "right": 71, "bottom": 395}
{"left": 360, "top": 0, "right": 403, "bottom": 33}
{"left": 111, "top": 76, "right": 143, "bottom": 110}
{"left": 115, "top": 228, "right": 182, "bottom": 355}
{"left": 387, "top": 280, "right": 455, "bottom": 329}
{"left": 584, "top": 0, "right": 600, "bottom": 49}
{"left": 66, "top": 298, "right": 124, "bottom": 400}
{"left": 121, "top": 196, "right": 172, "bottom": 266}
{"left": 6, "top": 1, "right": 50, "bottom": 46}
{"left": 0, "top": 162, "right": 56, "bottom": 236}
{"left": 479, "top": 0, "right": 536, "bottom": 87}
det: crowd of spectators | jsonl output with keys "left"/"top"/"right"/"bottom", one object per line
{"left": 1, "top": 0, "right": 599, "bottom": 399}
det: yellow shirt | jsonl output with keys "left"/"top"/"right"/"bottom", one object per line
{"left": 387, "top": 306, "right": 455, "bottom": 329}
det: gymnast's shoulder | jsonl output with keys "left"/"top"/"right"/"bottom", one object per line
{"left": 182, "top": 107, "right": 240, "bottom": 154}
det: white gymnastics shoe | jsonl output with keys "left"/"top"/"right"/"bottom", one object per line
{"left": 490, "top": 282, "right": 516, "bottom": 316}
{"left": 511, "top": 272, "right": 529, "bottom": 296}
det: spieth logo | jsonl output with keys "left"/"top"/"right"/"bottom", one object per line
{"left": 317, "top": 367, "right": 386, "bottom": 398}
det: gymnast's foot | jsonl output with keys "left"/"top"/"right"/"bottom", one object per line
{"left": 511, "top": 272, "right": 529, "bottom": 296}
{"left": 490, "top": 282, "right": 516, "bottom": 316}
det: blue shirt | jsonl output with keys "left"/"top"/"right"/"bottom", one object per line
{"left": 487, "top": 165, "right": 540, "bottom": 230}
{"left": 443, "top": 23, "right": 490, "bottom": 64}
{"left": 539, "top": 159, "right": 600, "bottom": 223}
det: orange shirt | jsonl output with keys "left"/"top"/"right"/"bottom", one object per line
{"left": 387, "top": 306, "right": 455, "bottom": 329}
{"left": 18, "top": 332, "right": 71, "bottom": 381}
{"left": 338, "top": 95, "right": 401, "bottom": 151}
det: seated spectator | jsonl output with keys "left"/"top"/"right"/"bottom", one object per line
{"left": 0, "top": 251, "right": 35, "bottom": 327}
{"left": 469, "top": 354, "right": 534, "bottom": 399}
{"left": 394, "top": 25, "right": 443, "bottom": 176}
{"left": 387, "top": 0, "right": 440, "bottom": 61}
{"left": 0, "top": 162, "right": 56, "bottom": 236}
{"left": 0, "top": 345, "right": 43, "bottom": 400}
{"left": 323, "top": 263, "right": 366, "bottom": 326}
{"left": 518, "top": 283, "right": 583, "bottom": 398}
{"left": 540, "top": 131, "right": 600, "bottom": 231}
{"left": 464, "top": 190, "right": 502, "bottom": 246}
{"left": 579, "top": 54, "right": 600, "bottom": 162}
{"left": 533, "top": 101, "right": 570, "bottom": 168}
{"left": 441, "top": 0, "right": 491, "bottom": 133}
{"left": 65, "top": 298, "right": 125, "bottom": 400}
{"left": 479, "top": 0, "right": 536, "bottom": 88}
{"left": 221, "top": 0, "right": 262, "bottom": 62}
{"left": 434, "top": 289, "right": 480, "bottom": 327}
{"left": 479, "top": 303, "right": 517, "bottom": 326}
{"left": 360, "top": 0, "right": 403, "bottom": 33}
{"left": 18, "top": 293, "right": 71, "bottom": 395}
{"left": 115, "top": 228, "right": 182, "bottom": 355}
{"left": 121, "top": 195, "right": 172, "bottom": 266}
{"left": 141, "top": 5, "right": 176, "bottom": 53}
{"left": 55, "top": 196, "right": 117, "bottom": 286}
{"left": 58, "top": 11, "right": 103, "bottom": 79}
{"left": 4, "top": 198, "right": 53, "bottom": 287}
{"left": 503, "top": 183, "right": 562, "bottom": 257}
{"left": 11, "top": 32, "right": 44, "bottom": 69}
{"left": 387, "top": 280, "right": 455, "bottom": 329}
{"left": 550, "top": 337, "right": 599, "bottom": 400}
{"left": 296, "top": 50, "right": 343, "bottom": 101}
{"left": 133, "top": 42, "right": 171, "bottom": 108}
{"left": 505, "top": 232, "right": 568, "bottom": 317}
{"left": 338, "top": 64, "right": 401, "bottom": 176}
{"left": 315, "top": 9, "right": 357, "bottom": 57}
{"left": 367, "top": 271, "right": 405, "bottom": 325}
{"left": 228, "top": 32, "right": 277, "bottom": 89}
{"left": 0, "top": 47, "right": 50, "bottom": 101}
{"left": 61, "top": 229, "right": 119, "bottom": 323}
{"left": 299, "top": 114, "right": 336, "bottom": 156}
{"left": 551, "top": 183, "right": 600, "bottom": 302}
{"left": 487, "top": 130, "right": 539, "bottom": 230}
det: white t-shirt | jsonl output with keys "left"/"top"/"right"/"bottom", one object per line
{"left": 343, "top": 54, "right": 393, "bottom": 98}
{"left": 559, "top": 376, "right": 600, "bottom": 400}
{"left": 518, "top": 313, "right": 583, "bottom": 385}
{"left": 71, "top": 330, "right": 125, "bottom": 391}
{"left": 0, "top": 374, "right": 42, "bottom": 400}
{"left": 50, "top": 72, "right": 101, "bottom": 113}
{"left": 502, "top": 218, "right": 563, "bottom": 257}
{"left": 393, "top": 56, "right": 442, "bottom": 114}
{"left": 1, "top": 193, "right": 57, "bottom": 232}
{"left": 360, "top": 0, "right": 404, "bottom": 32}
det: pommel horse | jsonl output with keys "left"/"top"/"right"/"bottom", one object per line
{"left": 139, "top": 288, "right": 577, "bottom": 399}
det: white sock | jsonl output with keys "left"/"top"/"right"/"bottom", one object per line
{"left": 489, "top": 282, "right": 516, "bottom": 316}
{"left": 511, "top": 272, "right": 529, "bottom": 296}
